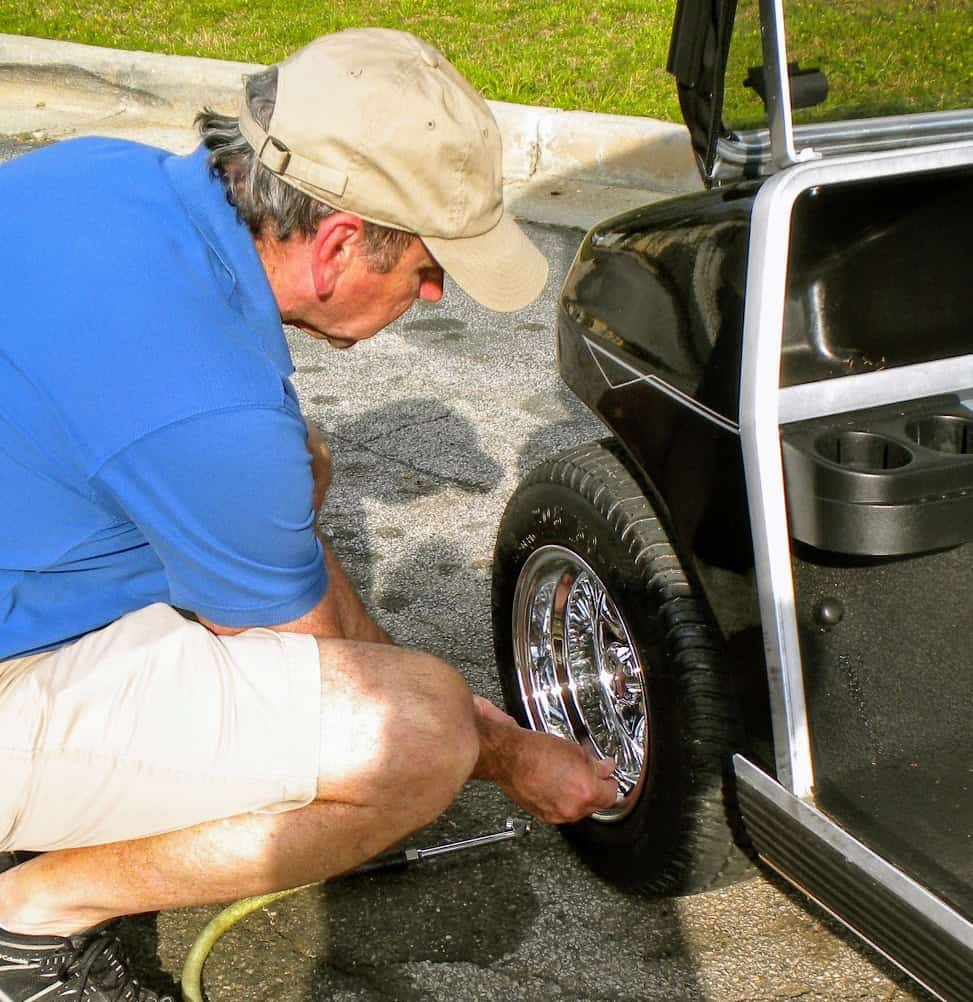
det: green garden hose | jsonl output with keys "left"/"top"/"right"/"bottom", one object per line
{"left": 180, "top": 884, "right": 314, "bottom": 1002}
{"left": 179, "top": 817, "right": 528, "bottom": 1001}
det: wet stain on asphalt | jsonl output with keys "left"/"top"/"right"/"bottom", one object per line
{"left": 519, "top": 392, "right": 568, "bottom": 420}
{"left": 378, "top": 590, "right": 414, "bottom": 612}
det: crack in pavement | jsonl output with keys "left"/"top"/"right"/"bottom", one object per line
{"left": 329, "top": 430, "right": 497, "bottom": 494}
{"left": 264, "top": 908, "right": 326, "bottom": 963}
{"left": 334, "top": 412, "right": 453, "bottom": 448}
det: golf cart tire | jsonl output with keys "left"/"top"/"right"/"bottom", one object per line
{"left": 492, "top": 440, "right": 752, "bottom": 895}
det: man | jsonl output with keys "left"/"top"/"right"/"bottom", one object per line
{"left": 0, "top": 27, "right": 617, "bottom": 1002}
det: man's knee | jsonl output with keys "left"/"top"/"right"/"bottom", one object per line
{"left": 393, "top": 649, "right": 480, "bottom": 793}
{"left": 314, "top": 639, "right": 479, "bottom": 809}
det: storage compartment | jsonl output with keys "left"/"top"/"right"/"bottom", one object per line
{"left": 780, "top": 166, "right": 973, "bottom": 388}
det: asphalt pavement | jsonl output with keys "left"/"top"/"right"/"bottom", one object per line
{"left": 0, "top": 137, "right": 931, "bottom": 1002}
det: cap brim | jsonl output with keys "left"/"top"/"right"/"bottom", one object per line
{"left": 423, "top": 210, "right": 549, "bottom": 313}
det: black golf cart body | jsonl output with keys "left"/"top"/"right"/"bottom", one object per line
{"left": 491, "top": 2, "right": 973, "bottom": 999}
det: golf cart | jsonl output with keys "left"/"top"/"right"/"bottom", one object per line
{"left": 491, "top": 2, "right": 973, "bottom": 999}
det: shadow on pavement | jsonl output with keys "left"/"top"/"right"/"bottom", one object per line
{"left": 320, "top": 396, "right": 504, "bottom": 604}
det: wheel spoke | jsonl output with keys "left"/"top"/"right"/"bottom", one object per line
{"left": 518, "top": 579, "right": 573, "bottom": 739}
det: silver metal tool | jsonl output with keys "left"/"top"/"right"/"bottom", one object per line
{"left": 349, "top": 816, "right": 532, "bottom": 875}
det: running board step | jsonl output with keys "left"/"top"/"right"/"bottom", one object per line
{"left": 734, "top": 755, "right": 973, "bottom": 1002}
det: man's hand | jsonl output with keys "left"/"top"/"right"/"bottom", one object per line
{"left": 472, "top": 696, "right": 618, "bottom": 824}
{"left": 305, "top": 418, "right": 332, "bottom": 514}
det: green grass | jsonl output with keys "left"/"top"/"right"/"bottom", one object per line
{"left": 0, "top": 1, "right": 684, "bottom": 120}
{"left": 726, "top": 0, "right": 973, "bottom": 126}
{"left": 0, "top": 0, "right": 969, "bottom": 122}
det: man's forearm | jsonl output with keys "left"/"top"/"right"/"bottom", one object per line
{"left": 304, "top": 418, "right": 387, "bottom": 643}
{"left": 319, "top": 538, "right": 392, "bottom": 644}
{"left": 198, "top": 538, "right": 389, "bottom": 643}
{"left": 471, "top": 695, "right": 619, "bottom": 824}
{"left": 471, "top": 695, "right": 522, "bottom": 783}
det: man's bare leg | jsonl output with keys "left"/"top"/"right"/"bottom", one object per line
{"left": 0, "top": 639, "right": 479, "bottom": 937}
{"left": 0, "top": 612, "right": 617, "bottom": 938}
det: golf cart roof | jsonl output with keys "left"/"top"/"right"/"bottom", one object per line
{"left": 667, "top": 0, "right": 973, "bottom": 185}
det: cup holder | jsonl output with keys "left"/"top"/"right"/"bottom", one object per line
{"left": 905, "top": 415, "right": 973, "bottom": 455}
{"left": 786, "top": 404, "right": 973, "bottom": 556}
{"left": 814, "top": 431, "right": 913, "bottom": 471}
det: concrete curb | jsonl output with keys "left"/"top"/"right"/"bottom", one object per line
{"left": 0, "top": 33, "right": 702, "bottom": 226}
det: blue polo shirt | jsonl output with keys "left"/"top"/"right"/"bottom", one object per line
{"left": 0, "top": 139, "right": 328, "bottom": 658}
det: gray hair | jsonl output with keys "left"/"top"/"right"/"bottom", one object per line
{"left": 196, "top": 67, "right": 414, "bottom": 272}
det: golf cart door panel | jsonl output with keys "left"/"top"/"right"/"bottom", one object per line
{"left": 668, "top": 0, "right": 738, "bottom": 184}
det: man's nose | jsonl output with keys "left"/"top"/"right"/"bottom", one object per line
{"left": 419, "top": 268, "right": 445, "bottom": 303}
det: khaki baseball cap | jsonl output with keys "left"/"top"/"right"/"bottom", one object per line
{"left": 238, "top": 28, "right": 549, "bottom": 313}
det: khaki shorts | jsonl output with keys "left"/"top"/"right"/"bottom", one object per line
{"left": 0, "top": 604, "right": 321, "bottom": 852}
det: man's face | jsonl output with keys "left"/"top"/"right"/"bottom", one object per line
{"left": 293, "top": 237, "right": 444, "bottom": 349}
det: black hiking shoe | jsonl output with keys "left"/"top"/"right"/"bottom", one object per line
{"left": 0, "top": 854, "right": 39, "bottom": 876}
{"left": 0, "top": 922, "right": 175, "bottom": 1001}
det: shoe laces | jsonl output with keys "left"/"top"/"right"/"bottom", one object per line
{"left": 59, "top": 928, "right": 174, "bottom": 1002}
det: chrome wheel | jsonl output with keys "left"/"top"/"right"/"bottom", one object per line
{"left": 511, "top": 545, "right": 649, "bottom": 821}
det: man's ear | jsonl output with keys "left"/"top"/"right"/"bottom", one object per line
{"left": 309, "top": 213, "right": 367, "bottom": 299}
